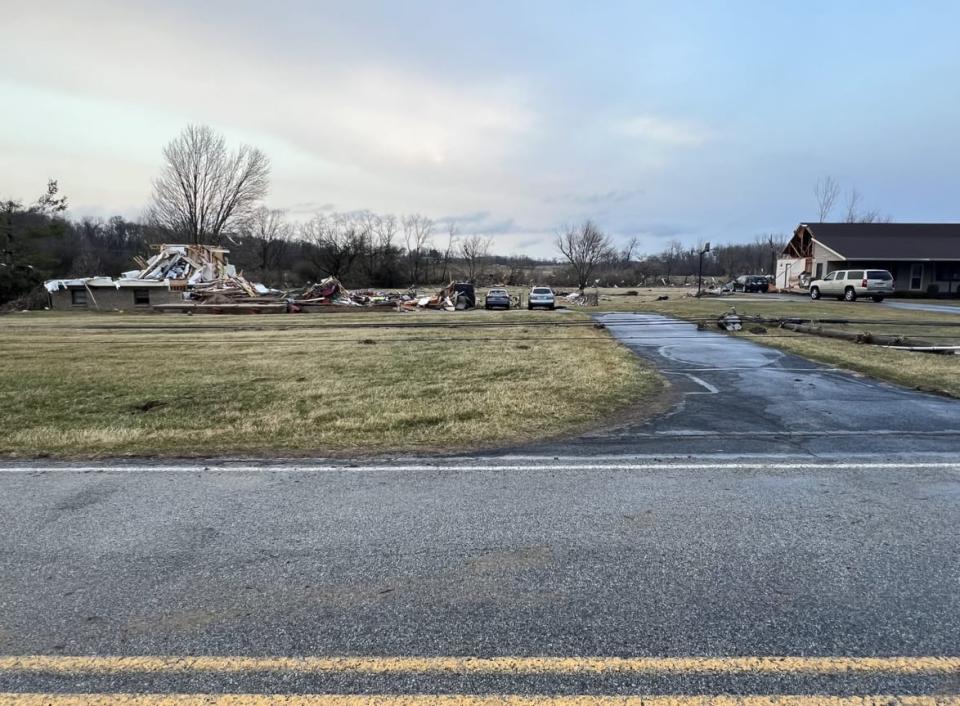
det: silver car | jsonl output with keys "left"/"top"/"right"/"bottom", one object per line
{"left": 527, "top": 286, "right": 556, "bottom": 310}
{"left": 809, "top": 269, "right": 895, "bottom": 302}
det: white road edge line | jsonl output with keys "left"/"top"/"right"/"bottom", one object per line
{"left": 1, "top": 462, "right": 960, "bottom": 473}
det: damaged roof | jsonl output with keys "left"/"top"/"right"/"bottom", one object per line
{"left": 800, "top": 223, "right": 960, "bottom": 260}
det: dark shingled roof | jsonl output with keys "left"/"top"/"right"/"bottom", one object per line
{"left": 801, "top": 223, "right": 960, "bottom": 260}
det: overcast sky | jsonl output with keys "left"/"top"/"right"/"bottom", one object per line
{"left": 2, "top": 0, "right": 959, "bottom": 257}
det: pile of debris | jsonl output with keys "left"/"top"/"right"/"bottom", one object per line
{"left": 717, "top": 309, "right": 743, "bottom": 331}
{"left": 127, "top": 244, "right": 282, "bottom": 312}
{"left": 291, "top": 278, "right": 420, "bottom": 309}
{"left": 400, "top": 281, "right": 476, "bottom": 311}
{"left": 564, "top": 290, "right": 600, "bottom": 306}
{"left": 295, "top": 277, "right": 364, "bottom": 307}
{"left": 130, "top": 245, "right": 274, "bottom": 301}
{"left": 44, "top": 244, "right": 486, "bottom": 316}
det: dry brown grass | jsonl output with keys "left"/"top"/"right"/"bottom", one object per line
{"left": 0, "top": 309, "right": 662, "bottom": 458}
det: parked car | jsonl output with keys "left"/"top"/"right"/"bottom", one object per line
{"left": 484, "top": 288, "right": 511, "bottom": 310}
{"left": 450, "top": 282, "right": 476, "bottom": 308}
{"left": 733, "top": 275, "right": 769, "bottom": 293}
{"left": 809, "top": 269, "right": 895, "bottom": 302}
{"left": 527, "top": 286, "right": 556, "bottom": 310}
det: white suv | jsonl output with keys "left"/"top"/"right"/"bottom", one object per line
{"left": 809, "top": 269, "right": 895, "bottom": 302}
{"left": 527, "top": 286, "right": 556, "bottom": 310}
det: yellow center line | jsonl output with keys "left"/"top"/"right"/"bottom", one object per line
{"left": 0, "top": 656, "right": 959, "bottom": 675}
{"left": 1, "top": 696, "right": 960, "bottom": 706}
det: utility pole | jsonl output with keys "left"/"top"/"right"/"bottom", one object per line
{"left": 697, "top": 242, "right": 711, "bottom": 297}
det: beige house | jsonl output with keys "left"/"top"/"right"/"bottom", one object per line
{"left": 776, "top": 223, "right": 960, "bottom": 295}
{"left": 44, "top": 278, "right": 185, "bottom": 311}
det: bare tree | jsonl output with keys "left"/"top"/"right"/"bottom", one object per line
{"left": 242, "top": 207, "right": 291, "bottom": 278}
{"left": 401, "top": 214, "right": 434, "bottom": 285}
{"left": 439, "top": 221, "right": 458, "bottom": 282}
{"left": 459, "top": 233, "right": 492, "bottom": 283}
{"left": 33, "top": 179, "right": 68, "bottom": 215}
{"left": 301, "top": 212, "right": 367, "bottom": 280}
{"left": 814, "top": 175, "right": 841, "bottom": 222}
{"left": 843, "top": 188, "right": 863, "bottom": 223}
{"left": 556, "top": 220, "right": 614, "bottom": 290}
{"left": 662, "top": 239, "right": 685, "bottom": 282}
{"left": 149, "top": 124, "right": 270, "bottom": 244}
{"left": 843, "top": 188, "right": 890, "bottom": 223}
{"left": 754, "top": 233, "right": 786, "bottom": 274}
{"left": 620, "top": 235, "right": 640, "bottom": 264}
{"left": 371, "top": 213, "right": 398, "bottom": 252}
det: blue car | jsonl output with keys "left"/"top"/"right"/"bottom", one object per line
{"left": 484, "top": 288, "right": 511, "bottom": 310}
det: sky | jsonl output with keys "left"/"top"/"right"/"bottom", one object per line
{"left": 2, "top": 0, "right": 960, "bottom": 257}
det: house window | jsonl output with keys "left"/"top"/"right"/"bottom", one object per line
{"left": 935, "top": 262, "right": 960, "bottom": 282}
{"left": 815, "top": 263, "right": 823, "bottom": 279}
{"left": 910, "top": 263, "right": 923, "bottom": 290}
{"left": 133, "top": 289, "right": 150, "bottom": 306}
{"left": 71, "top": 289, "right": 88, "bottom": 306}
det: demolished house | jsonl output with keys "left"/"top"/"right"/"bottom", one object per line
{"left": 44, "top": 244, "right": 280, "bottom": 312}
{"left": 45, "top": 244, "right": 482, "bottom": 314}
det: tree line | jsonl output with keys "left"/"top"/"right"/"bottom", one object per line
{"left": 2, "top": 123, "right": 797, "bottom": 307}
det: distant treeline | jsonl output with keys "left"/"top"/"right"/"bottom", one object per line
{"left": 1, "top": 182, "right": 786, "bottom": 307}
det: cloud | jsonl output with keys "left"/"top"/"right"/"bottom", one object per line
{"left": 437, "top": 211, "right": 522, "bottom": 236}
{"left": 438, "top": 211, "right": 492, "bottom": 226}
{"left": 620, "top": 221, "right": 694, "bottom": 238}
{"left": 284, "top": 201, "right": 336, "bottom": 215}
{"left": 543, "top": 189, "right": 644, "bottom": 206}
{"left": 2, "top": 2, "right": 538, "bottom": 177}
{"left": 516, "top": 235, "right": 555, "bottom": 252}
{"left": 616, "top": 116, "right": 713, "bottom": 146}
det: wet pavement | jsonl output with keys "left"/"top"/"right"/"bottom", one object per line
{"left": 514, "top": 313, "right": 960, "bottom": 458}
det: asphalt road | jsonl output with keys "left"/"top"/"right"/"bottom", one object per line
{"left": 1, "top": 315, "right": 959, "bottom": 701}
{"left": 1, "top": 456, "right": 960, "bottom": 699}
{"left": 512, "top": 313, "right": 960, "bottom": 458}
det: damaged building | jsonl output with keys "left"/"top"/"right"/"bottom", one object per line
{"left": 44, "top": 244, "right": 270, "bottom": 311}
{"left": 777, "top": 223, "right": 960, "bottom": 295}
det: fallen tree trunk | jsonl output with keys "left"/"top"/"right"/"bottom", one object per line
{"left": 778, "top": 322, "right": 952, "bottom": 353}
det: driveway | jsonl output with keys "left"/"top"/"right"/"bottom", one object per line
{"left": 728, "top": 291, "right": 960, "bottom": 315}
{"left": 515, "top": 313, "right": 960, "bottom": 458}
{"left": 883, "top": 300, "right": 960, "bottom": 314}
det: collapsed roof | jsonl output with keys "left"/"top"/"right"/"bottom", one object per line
{"left": 44, "top": 244, "right": 271, "bottom": 296}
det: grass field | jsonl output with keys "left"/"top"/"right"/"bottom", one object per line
{"left": 0, "top": 309, "right": 663, "bottom": 458}
{"left": 638, "top": 293, "right": 960, "bottom": 397}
